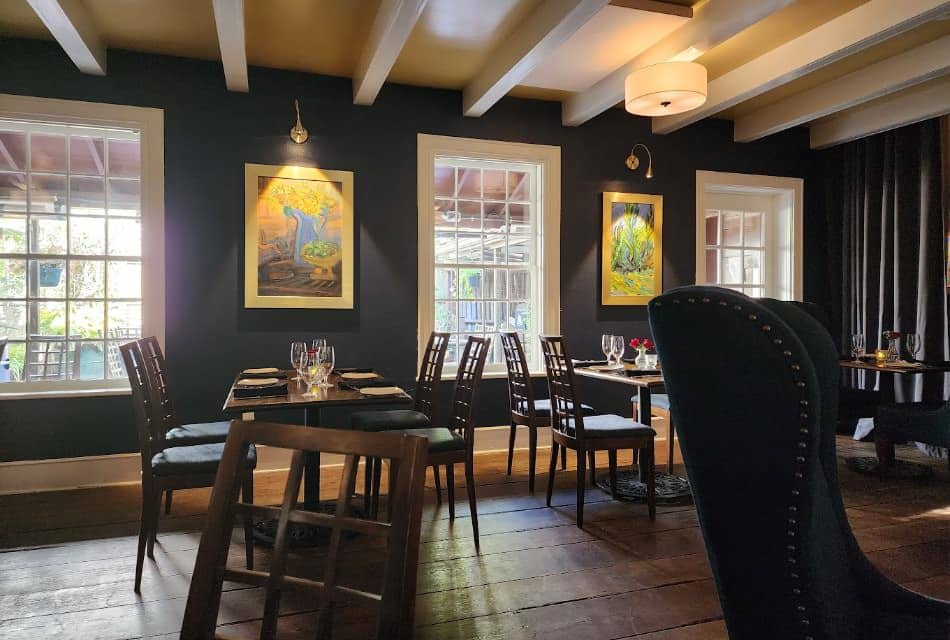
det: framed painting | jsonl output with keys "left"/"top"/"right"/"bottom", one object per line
{"left": 601, "top": 192, "right": 663, "bottom": 306}
{"left": 244, "top": 163, "right": 354, "bottom": 309}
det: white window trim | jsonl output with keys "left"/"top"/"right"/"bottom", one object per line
{"left": 0, "top": 93, "right": 164, "bottom": 398}
{"left": 695, "top": 170, "right": 803, "bottom": 301}
{"left": 417, "top": 134, "right": 560, "bottom": 378}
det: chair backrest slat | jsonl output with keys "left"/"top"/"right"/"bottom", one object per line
{"left": 138, "top": 336, "right": 180, "bottom": 431}
{"left": 500, "top": 331, "right": 534, "bottom": 419}
{"left": 119, "top": 340, "right": 166, "bottom": 465}
{"left": 180, "top": 422, "right": 429, "bottom": 640}
{"left": 539, "top": 336, "right": 587, "bottom": 441}
{"left": 449, "top": 336, "right": 491, "bottom": 447}
{"left": 414, "top": 331, "right": 449, "bottom": 419}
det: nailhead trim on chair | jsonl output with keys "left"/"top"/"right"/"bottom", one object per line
{"left": 655, "top": 292, "right": 816, "bottom": 637}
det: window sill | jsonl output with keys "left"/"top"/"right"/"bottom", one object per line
{"left": 0, "top": 387, "right": 132, "bottom": 400}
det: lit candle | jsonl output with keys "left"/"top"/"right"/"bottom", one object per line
{"left": 875, "top": 349, "right": 888, "bottom": 363}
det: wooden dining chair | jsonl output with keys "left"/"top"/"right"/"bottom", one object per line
{"left": 500, "top": 331, "right": 594, "bottom": 491}
{"left": 120, "top": 341, "right": 256, "bottom": 593}
{"left": 375, "top": 336, "right": 490, "bottom": 547}
{"left": 350, "top": 331, "right": 449, "bottom": 505}
{"left": 138, "top": 336, "right": 233, "bottom": 514}
{"left": 540, "top": 335, "right": 656, "bottom": 527}
{"left": 179, "top": 421, "right": 429, "bottom": 640}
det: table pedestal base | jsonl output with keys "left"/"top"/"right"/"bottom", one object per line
{"left": 251, "top": 501, "right": 366, "bottom": 548}
{"left": 844, "top": 456, "right": 933, "bottom": 480}
{"left": 595, "top": 471, "right": 693, "bottom": 504}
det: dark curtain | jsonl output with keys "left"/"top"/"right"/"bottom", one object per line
{"left": 825, "top": 117, "right": 948, "bottom": 402}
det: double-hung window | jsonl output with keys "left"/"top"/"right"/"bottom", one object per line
{"left": 418, "top": 135, "right": 560, "bottom": 376}
{"left": 0, "top": 95, "right": 163, "bottom": 395}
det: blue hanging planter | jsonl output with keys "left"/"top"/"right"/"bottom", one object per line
{"left": 39, "top": 262, "right": 64, "bottom": 288}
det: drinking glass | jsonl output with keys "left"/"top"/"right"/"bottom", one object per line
{"left": 601, "top": 334, "right": 614, "bottom": 364}
{"left": 850, "top": 333, "right": 865, "bottom": 361}
{"left": 315, "top": 345, "right": 335, "bottom": 388}
{"left": 905, "top": 333, "right": 921, "bottom": 361}
{"left": 611, "top": 335, "right": 625, "bottom": 367}
{"left": 312, "top": 337, "right": 327, "bottom": 351}
{"left": 290, "top": 341, "right": 306, "bottom": 381}
{"left": 298, "top": 350, "right": 317, "bottom": 396}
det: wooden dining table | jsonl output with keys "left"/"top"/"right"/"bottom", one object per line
{"left": 222, "top": 370, "right": 412, "bottom": 514}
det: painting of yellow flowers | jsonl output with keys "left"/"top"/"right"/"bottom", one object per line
{"left": 601, "top": 192, "right": 662, "bottom": 306}
{"left": 244, "top": 163, "right": 354, "bottom": 309}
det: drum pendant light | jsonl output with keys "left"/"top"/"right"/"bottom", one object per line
{"left": 624, "top": 61, "right": 707, "bottom": 117}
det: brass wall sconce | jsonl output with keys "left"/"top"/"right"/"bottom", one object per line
{"left": 290, "top": 99, "right": 309, "bottom": 144}
{"left": 625, "top": 143, "right": 653, "bottom": 179}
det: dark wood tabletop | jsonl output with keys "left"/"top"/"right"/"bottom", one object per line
{"left": 839, "top": 359, "right": 950, "bottom": 374}
{"left": 222, "top": 370, "right": 413, "bottom": 413}
{"left": 573, "top": 365, "right": 666, "bottom": 388}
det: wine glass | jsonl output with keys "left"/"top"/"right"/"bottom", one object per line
{"left": 611, "top": 335, "right": 625, "bottom": 368}
{"left": 315, "top": 345, "right": 335, "bottom": 388}
{"left": 601, "top": 334, "right": 614, "bottom": 365}
{"left": 312, "top": 337, "right": 327, "bottom": 351}
{"left": 290, "top": 341, "right": 306, "bottom": 381}
{"left": 905, "top": 333, "right": 921, "bottom": 361}
{"left": 298, "top": 350, "right": 317, "bottom": 396}
{"left": 850, "top": 333, "right": 865, "bottom": 361}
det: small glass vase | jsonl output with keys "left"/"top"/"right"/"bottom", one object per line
{"left": 635, "top": 347, "right": 648, "bottom": 370}
{"left": 886, "top": 337, "right": 900, "bottom": 362}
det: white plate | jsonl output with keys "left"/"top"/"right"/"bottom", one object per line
{"left": 237, "top": 378, "right": 280, "bottom": 386}
{"left": 243, "top": 367, "right": 280, "bottom": 375}
{"left": 358, "top": 386, "right": 404, "bottom": 396}
{"left": 340, "top": 372, "right": 379, "bottom": 380}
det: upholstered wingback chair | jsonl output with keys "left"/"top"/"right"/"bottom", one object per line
{"left": 648, "top": 286, "right": 949, "bottom": 640}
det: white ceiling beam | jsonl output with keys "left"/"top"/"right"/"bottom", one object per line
{"left": 562, "top": 0, "right": 792, "bottom": 126}
{"left": 211, "top": 0, "right": 248, "bottom": 92}
{"left": 463, "top": 0, "right": 609, "bottom": 118}
{"left": 353, "top": 0, "right": 429, "bottom": 105}
{"left": 608, "top": 0, "right": 692, "bottom": 19}
{"left": 25, "top": 0, "right": 106, "bottom": 75}
{"left": 653, "top": 0, "right": 950, "bottom": 135}
{"left": 735, "top": 36, "right": 950, "bottom": 142}
{"left": 809, "top": 78, "right": 950, "bottom": 149}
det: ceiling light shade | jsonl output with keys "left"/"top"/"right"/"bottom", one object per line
{"left": 624, "top": 62, "right": 707, "bottom": 117}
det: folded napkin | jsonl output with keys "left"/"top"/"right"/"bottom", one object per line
{"left": 588, "top": 364, "right": 622, "bottom": 372}
{"left": 241, "top": 367, "right": 288, "bottom": 379}
{"left": 358, "top": 386, "right": 405, "bottom": 396}
{"left": 883, "top": 360, "right": 924, "bottom": 369}
{"left": 334, "top": 367, "right": 374, "bottom": 374}
{"left": 340, "top": 372, "right": 379, "bottom": 380}
{"left": 237, "top": 377, "right": 281, "bottom": 386}
{"left": 339, "top": 377, "right": 396, "bottom": 390}
{"left": 233, "top": 378, "right": 288, "bottom": 399}
{"left": 572, "top": 359, "right": 609, "bottom": 368}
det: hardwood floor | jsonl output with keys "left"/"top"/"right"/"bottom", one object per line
{"left": 1, "top": 437, "right": 947, "bottom": 639}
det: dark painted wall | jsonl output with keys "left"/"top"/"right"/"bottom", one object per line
{"left": 0, "top": 40, "right": 818, "bottom": 462}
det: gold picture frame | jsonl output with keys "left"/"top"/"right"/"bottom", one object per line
{"left": 244, "top": 163, "right": 354, "bottom": 309}
{"left": 601, "top": 191, "right": 663, "bottom": 306}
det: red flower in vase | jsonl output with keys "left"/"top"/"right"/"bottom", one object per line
{"left": 629, "top": 338, "right": 654, "bottom": 350}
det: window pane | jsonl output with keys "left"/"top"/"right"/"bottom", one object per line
{"left": 435, "top": 232, "right": 457, "bottom": 264}
{"left": 483, "top": 201, "right": 505, "bottom": 232}
{"left": 704, "top": 249, "right": 718, "bottom": 284}
{"left": 486, "top": 301, "right": 507, "bottom": 332}
{"left": 482, "top": 235, "right": 505, "bottom": 264}
{"left": 70, "top": 216, "right": 106, "bottom": 254}
{"left": 30, "top": 300, "right": 66, "bottom": 335}
{"left": 508, "top": 203, "right": 529, "bottom": 233}
{"left": 508, "top": 171, "right": 529, "bottom": 201}
{"left": 0, "top": 173, "right": 27, "bottom": 212}
{"left": 743, "top": 250, "right": 762, "bottom": 284}
{"left": 0, "top": 214, "right": 26, "bottom": 252}
{"left": 29, "top": 259, "right": 66, "bottom": 297}
{"left": 69, "top": 301, "right": 104, "bottom": 338}
{"left": 72, "top": 341, "right": 104, "bottom": 380}
{"left": 434, "top": 199, "right": 456, "bottom": 230}
{"left": 435, "top": 301, "right": 457, "bottom": 332}
{"left": 744, "top": 212, "right": 763, "bottom": 247}
{"left": 508, "top": 236, "right": 531, "bottom": 264}
{"left": 457, "top": 200, "right": 480, "bottom": 231}
{"left": 434, "top": 268, "right": 457, "bottom": 299}
{"left": 108, "top": 218, "right": 141, "bottom": 256}
{"left": 30, "top": 174, "right": 67, "bottom": 213}
{"left": 0, "top": 258, "right": 26, "bottom": 297}
{"left": 106, "top": 341, "right": 130, "bottom": 379}
{"left": 70, "top": 176, "right": 105, "bottom": 215}
{"left": 485, "top": 268, "right": 506, "bottom": 299}
{"left": 29, "top": 215, "right": 67, "bottom": 254}
{"left": 458, "top": 168, "right": 481, "bottom": 199}
{"left": 0, "top": 301, "right": 26, "bottom": 339}
{"left": 0, "top": 131, "right": 27, "bottom": 171}
{"left": 444, "top": 335, "right": 459, "bottom": 365}
{"left": 705, "top": 211, "right": 719, "bottom": 245}
{"left": 107, "top": 139, "right": 140, "bottom": 177}
{"left": 745, "top": 287, "right": 764, "bottom": 298}
{"left": 459, "top": 301, "right": 482, "bottom": 333}
{"left": 483, "top": 169, "right": 505, "bottom": 200}
{"left": 434, "top": 165, "right": 454, "bottom": 198}
{"left": 108, "top": 301, "right": 141, "bottom": 337}
{"left": 457, "top": 233, "right": 482, "bottom": 264}
{"left": 510, "top": 269, "right": 530, "bottom": 299}
{"left": 69, "top": 260, "right": 105, "bottom": 298}
{"left": 107, "top": 260, "right": 141, "bottom": 298}
{"left": 722, "top": 248, "right": 741, "bottom": 284}
{"left": 108, "top": 179, "right": 140, "bottom": 216}
{"left": 69, "top": 136, "right": 105, "bottom": 175}
{"left": 721, "top": 211, "right": 741, "bottom": 246}
{"left": 458, "top": 268, "right": 482, "bottom": 299}
{"left": 31, "top": 134, "right": 66, "bottom": 173}
{"left": 510, "top": 301, "right": 531, "bottom": 331}
{"left": 3, "top": 342, "right": 25, "bottom": 381}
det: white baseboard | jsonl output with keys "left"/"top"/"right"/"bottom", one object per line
{"left": 0, "top": 425, "right": 554, "bottom": 495}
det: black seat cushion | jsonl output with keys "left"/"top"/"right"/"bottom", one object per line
{"left": 151, "top": 442, "right": 257, "bottom": 477}
{"left": 532, "top": 398, "right": 596, "bottom": 417}
{"left": 397, "top": 427, "right": 466, "bottom": 454}
{"left": 565, "top": 414, "right": 655, "bottom": 439}
{"left": 630, "top": 393, "right": 670, "bottom": 411}
{"left": 351, "top": 410, "right": 432, "bottom": 432}
{"left": 165, "top": 421, "right": 231, "bottom": 446}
